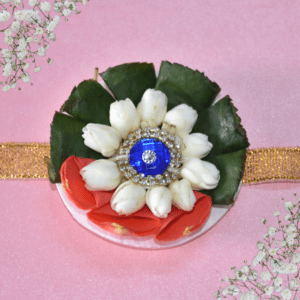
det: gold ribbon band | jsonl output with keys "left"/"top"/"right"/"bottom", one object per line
{"left": 0, "top": 143, "right": 299, "bottom": 183}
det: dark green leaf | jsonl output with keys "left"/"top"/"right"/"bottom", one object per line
{"left": 202, "top": 149, "right": 246, "bottom": 205}
{"left": 155, "top": 61, "right": 221, "bottom": 111}
{"left": 60, "top": 80, "right": 115, "bottom": 125}
{"left": 100, "top": 62, "right": 156, "bottom": 105}
{"left": 49, "top": 112, "right": 103, "bottom": 183}
{"left": 193, "top": 96, "right": 250, "bottom": 157}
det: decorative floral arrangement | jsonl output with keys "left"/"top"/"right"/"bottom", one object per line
{"left": 0, "top": 0, "right": 89, "bottom": 92}
{"left": 214, "top": 194, "right": 300, "bottom": 300}
{"left": 48, "top": 61, "right": 249, "bottom": 241}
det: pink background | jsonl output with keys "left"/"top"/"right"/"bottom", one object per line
{"left": 1, "top": 0, "right": 300, "bottom": 299}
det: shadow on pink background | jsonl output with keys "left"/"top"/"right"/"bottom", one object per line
{"left": 1, "top": 1, "right": 300, "bottom": 299}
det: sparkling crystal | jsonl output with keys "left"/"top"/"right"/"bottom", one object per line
{"left": 147, "top": 175, "right": 154, "bottom": 180}
{"left": 130, "top": 169, "right": 137, "bottom": 175}
{"left": 171, "top": 148, "right": 177, "bottom": 153}
{"left": 172, "top": 173, "right": 177, "bottom": 179}
{"left": 161, "top": 130, "right": 167, "bottom": 135}
{"left": 123, "top": 141, "right": 128, "bottom": 147}
{"left": 125, "top": 172, "right": 132, "bottom": 178}
{"left": 142, "top": 150, "right": 157, "bottom": 164}
{"left": 177, "top": 153, "right": 182, "bottom": 158}
{"left": 139, "top": 173, "right": 145, "bottom": 178}
{"left": 155, "top": 174, "right": 162, "bottom": 180}
{"left": 120, "top": 166, "right": 126, "bottom": 172}
{"left": 132, "top": 176, "right": 139, "bottom": 183}
{"left": 168, "top": 134, "right": 175, "bottom": 141}
{"left": 164, "top": 172, "right": 170, "bottom": 177}
{"left": 159, "top": 179, "right": 166, "bottom": 185}
{"left": 150, "top": 180, "right": 157, "bottom": 186}
{"left": 128, "top": 134, "right": 133, "bottom": 140}
{"left": 171, "top": 153, "right": 176, "bottom": 158}
{"left": 141, "top": 178, "right": 148, "bottom": 185}
{"left": 175, "top": 162, "right": 181, "bottom": 168}
{"left": 160, "top": 136, "right": 167, "bottom": 142}
{"left": 166, "top": 178, "right": 172, "bottom": 184}
{"left": 175, "top": 142, "right": 180, "bottom": 149}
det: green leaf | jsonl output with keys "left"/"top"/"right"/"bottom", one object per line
{"left": 49, "top": 112, "right": 103, "bottom": 183}
{"left": 202, "top": 149, "right": 246, "bottom": 205}
{"left": 155, "top": 61, "right": 221, "bottom": 111}
{"left": 100, "top": 62, "right": 156, "bottom": 105}
{"left": 60, "top": 80, "right": 115, "bottom": 125}
{"left": 193, "top": 96, "right": 250, "bottom": 157}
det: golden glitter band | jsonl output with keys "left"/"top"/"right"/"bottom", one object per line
{"left": 0, "top": 143, "right": 299, "bottom": 183}
{"left": 0, "top": 142, "right": 50, "bottom": 179}
{"left": 242, "top": 147, "right": 300, "bottom": 184}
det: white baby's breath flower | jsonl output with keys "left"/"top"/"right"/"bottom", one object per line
{"left": 53, "top": 2, "right": 63, "bottom": 12}
{"left": 4, "top": 36, "right": 13, "bottom": 45}
{"left": 260, "top": 271, "right": 271, "bottom": 281}
{"left": 4, "top": 28, "right": 12, "bottom": 36}
{"left": 17, "top": 49, "right": 28, "bottom": 61}
{"left": 34, "top": 37, "right": 39, "bottom": 43}
{"left": 2, "top": 85, "right": 10, "bottom": 92}
{"left": 284, "top": 201, "right": 294, "bottom": 212}
{"left": 280, "top": 240, "right": 287, "bottom": 247}
{"left": 252, "top": 257, "right": 259, "bottom": 267}
{"left": 281, "top": 288, "right": 292, "bottom": 300}
{"left": 21, "top": 72, "right": 31, "bottom": 83}
{"left": 40, "top": 1, "right": 51, "bottom": 12}
{"left": 290, "top": 278, "right": 299, "bottom": 289}
{"left": 268, "top": 226, "right": 276, "bottom": 236}
{"left": 0, "top": 10, "right": 11, "bottom": 22}
{"left": 261, "top": 217, "right": 266, "bottom": 224}
{"left": 48, "top": 59, "right": 53, "bottom": 65}
{"left": 1, "top": 0, "right": 11, "bottom": 3}
{"left": 34, "top": 67, "right": 41, "bottom": 73}
{"left": 227, "top": 285, "right": 239, "bottom": 296}
{"left": 292, "top": 252, "right": 300, "bottom": 263}
{"left": 63, "top": 8, "right": 72, "bottom": 16}
{"left": 64, "top": 1, "right": 77, "bottom": 11}
{"left": 82, "top": 0, "right": 87, "bottom": 4}
{"left": 11, "top": 20, "right": 20, "bottom": 31}
{"left": 269, "top": 247, "right": 278, "bottom": 256}
{"left": 257, "top": 241, "right": 264, "bottom": 250}
{"left": 274, "top": 240, "right": 279, "bottom": 246}
{"left": 23, "top": 63, "right": 30, "bottom": 70}
{"left": 287, "top": 235, "right": 295, "bottom": 246}
{"left": 2, "top": 63, "right": 13, "bottom": 77}
{"left": 264, "top": 285, "right": 273, "bottom": 296}
{"left": 35, "top": 27, "right": 44, "bottom": 35}
{"left": 26, "top": 37, "right": 33, "bottom": 43}
{"left": 285, "top": 223, "right": 296, "bottom": 234}
{"left": 273, "top": 211, "right": 280, "bottom": 216}
{"left": 284, "top": 263, "right": 298, "bottom": 274}
{"left": 13, "top": 0, "right": 21, "bottom": 5}
{"left": 240, "top": 291, "right": 257, "bottom": 300}
{"left": 49, "top": 32, "right": 56, "bottom": 41}
{"left": 248, "top": 269, "right": 258, "bottom": 280}
{"left": 274, "top": 276, "right": 283, "bottom": 286}
{"left": 285, "top": 213, "right": 292, "bottom": 221}
{"left": 37, "top": 47, "right": 46, "bottom": 57}
{"left": 29, "top": 0, "right": 38, "bottom": 6}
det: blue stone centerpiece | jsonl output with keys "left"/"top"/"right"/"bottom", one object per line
{"left": 129, "top": 138, "right": 171, "bottom": 176}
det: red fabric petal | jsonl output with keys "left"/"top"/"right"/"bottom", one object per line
{"left": 154, "top": 192, "right": 212, "bottom": 242}
{"left": 60, "top": 156, "right": 96, "bottom": 210}
{"left": 87, "top": 204, "right": 160, "bottom": 237}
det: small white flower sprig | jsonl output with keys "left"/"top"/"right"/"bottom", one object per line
{"left": 214, "top": 194, "right": 300, "bottom": 300}
{"left": 0, "top": 0, "right": 89, "bottom": 92}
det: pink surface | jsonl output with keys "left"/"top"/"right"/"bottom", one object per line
{"left": 1, "top": 0, "right": 300, "bottom": 299}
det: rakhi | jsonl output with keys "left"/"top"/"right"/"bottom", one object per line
{"left": 1, "top": 61, "right": 300, "bottom": 249}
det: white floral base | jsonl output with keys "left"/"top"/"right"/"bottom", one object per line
{"left": 56, "top": 182, "right": 241, "bottom": 249}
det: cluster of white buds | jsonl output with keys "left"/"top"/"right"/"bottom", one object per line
{"left": 0, "top": 0, "right": 89, "bottom": 92}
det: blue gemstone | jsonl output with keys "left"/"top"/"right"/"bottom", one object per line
{"left": 129, "top": 138, "right": 171, "bottom": 176}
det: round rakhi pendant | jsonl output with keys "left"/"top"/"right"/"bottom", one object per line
{"left": 116, "top": 127, "right": 183, "bottom": 188}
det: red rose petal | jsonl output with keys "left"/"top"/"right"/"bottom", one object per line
{"left": 154, "top": 192, "right": 212, "bottom": 242}
{"left": 60, "top": 156, "right": 97, "bottom": 210}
